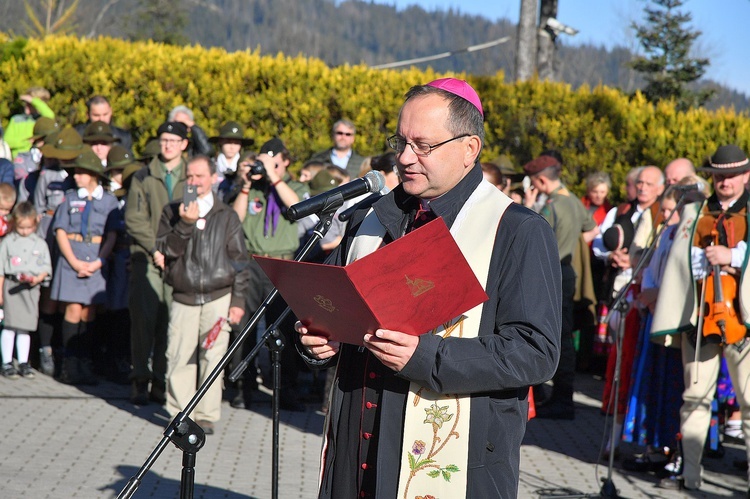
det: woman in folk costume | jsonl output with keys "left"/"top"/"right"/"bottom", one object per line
{"left": 296, "top": 79, "right": 561, "bottom": 498}
{"left": 50, "top": 146, "right": 118, "bottom": 385}
{"left": 651, "top": 145, "right": 750, "bottom": 492}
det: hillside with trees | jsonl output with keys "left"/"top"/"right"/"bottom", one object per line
{"left": 0, "top": 0, "right": 747, "bottom": 111}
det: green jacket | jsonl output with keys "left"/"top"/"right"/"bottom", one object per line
{"left": 240, "top": 174, "right": 309, "bottom": 256}
{"left": 4, "top": 97, "right": 55, "bottom": 158}
{"left": 125, "top": 157, "right": 187, "bottom": 258}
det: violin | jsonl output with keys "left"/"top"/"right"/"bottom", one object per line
{"left": 701, "top": 230, "right": 746, "bottom": 345}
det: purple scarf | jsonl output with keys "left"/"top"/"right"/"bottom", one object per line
{"left": 264, "top": 187, "right": 283, "bottom": 236}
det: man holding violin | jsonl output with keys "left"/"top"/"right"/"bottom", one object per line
{"left": 652, "top": 144, "right": 750, "bottom": 492}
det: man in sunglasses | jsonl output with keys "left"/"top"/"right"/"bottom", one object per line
{"left": 310, "top": 119, "right": 366, "bottom": 179}
{"left": 296, "top": 78, "right": 562, "bottom": 499}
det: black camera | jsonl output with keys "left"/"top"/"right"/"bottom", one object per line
{"left": 247, "top": 160, "right": 266, "bottom": 180}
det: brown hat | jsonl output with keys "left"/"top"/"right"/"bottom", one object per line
{"left": 65, "top": 145, "right": 106, "bottom": 177}
{"left": 106, "top": 145, "right": 139, "bottom": 171}
{"left": 30, "top": 117, "right": 60, "bottom": 142}
{"left": 83, "top": 121, "right": 120, "bottom": 144}
{"left": 41, "top": 126, "right": 85, "bottom": 160}
{"left": 209, "top": 121, "right": 254, "bottom": 146}
{"left": 522, "top": 155, "right": 561, "bottom": 176}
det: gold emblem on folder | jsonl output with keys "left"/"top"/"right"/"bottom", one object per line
{"left": 314, "top": 295, "right": 336, "bottom": 312}
{"left": 405, "top": 275, "right": 435, "bottom": 297}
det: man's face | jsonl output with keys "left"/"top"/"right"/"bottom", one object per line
{"left": 664, "top": 159, "right": 693, "bottom": 186}
{"left": 395, "top": 94, "right": 477, "bottom": 200}
{"left": 89, "top": 102, "right": 113, "bottom": 124}
{"left": 186, "top": 159, "right": 217, "bottom": 198}
{"left": 713, "top": 170, "right": 750, "bottom": 202}
{"left": 332, "top": 124, "right": 355, "bottom": 151}
{"left": 635, "top": 167, "right": 664, "bottom": 207}
{"left": 159, "top": 132, "right": 188, "bottom": 162}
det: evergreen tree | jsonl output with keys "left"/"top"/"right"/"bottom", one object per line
{"left": 630, "top": 0, "right": 713, "bottom": 110}
{"left": 126, "top": 0, "right": 188, "bottom": 46}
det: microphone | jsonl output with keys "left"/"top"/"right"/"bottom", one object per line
{"left": 672, "top": 180, "right": 706, "bottom": 192}
{"left": 286, "top": 170, "right": 385, "bottom": 221}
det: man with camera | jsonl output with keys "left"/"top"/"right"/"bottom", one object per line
{"left": 232, "top": 138, "right": 309, "bottom": 410}
{"left": 125, "top": 121, "right": 188, "bottom": 405}
{"left": 157, "top": 155, "right": 250, "bottom": 435}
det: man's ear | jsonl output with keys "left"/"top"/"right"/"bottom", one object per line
{"left": 464, "top": 135, "right": 482, "bottom": 167}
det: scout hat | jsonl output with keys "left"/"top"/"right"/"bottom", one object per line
{"left": 40, "top": 126, "right": 85, "bottom": 160}
{"left": 698, "top": 145, "right": 750, "bottom": 174}
{"left": 209, "top": 121, "right": 254, "bottom": 146}
{"left": 426, "top": 78, "right": 483, "bottom": 117}
{"left": 157, "top": 121, "right": 188, "bottom": 140}
{"left": 137, "top": 138, "right": 161, "bottom": 162}
{"left": 106, "top": 145, "right": 139, "bottom": 172}
{"left": 65, "top": 145, "right": 106, "bottom": 177}
{"left": 30, "top": 117, "right": 60, "bottom": 142}
{"left": 82, "top": 120, "right": 120, "bottom": 144}
{"left": 308, "top": 169, "right": 343, "bottom": 196}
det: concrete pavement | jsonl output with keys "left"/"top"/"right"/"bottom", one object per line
{"left": 0, "top": 367, "right": 746, "bottom": 498}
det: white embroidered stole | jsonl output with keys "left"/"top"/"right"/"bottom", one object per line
{"left": 346, "top": 181, "right": 511, "bottom": 498}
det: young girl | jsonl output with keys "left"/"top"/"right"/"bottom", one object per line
{"left": 0, "top": 202, "right": 52, "bottom": 378}
{"left": 50, "top": 146, "right": 118, "bottom": 385}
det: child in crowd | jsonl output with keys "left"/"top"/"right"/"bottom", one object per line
{"left": 0, "top": 202, "right": 51, "bottom": 378}
{"left": 50, "top": 146, "right": 118, "bottom": 385}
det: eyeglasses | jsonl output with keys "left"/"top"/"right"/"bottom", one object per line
{"left": 387, "top": 134, "right": 470, "bottom": 157}
{"left": 334, "top": 131, "right": 354, "bottom": 137}
{"left": 160, "top": 138, "right": 184, "bottom": 145}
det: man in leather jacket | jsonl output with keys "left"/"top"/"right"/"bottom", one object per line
{"left": 156, "top": 155, "right": 250, "bottom": 434}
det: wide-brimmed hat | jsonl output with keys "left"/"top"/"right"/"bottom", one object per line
{"left": 82, "top": 121, "right": 120, "bottom": 144}
{"left": 209, "top": 121, "right": 254, "bottom": 146}
{"left": 698, "top": 145, "right": 750, "bottom": 174}
{"left": 106, "top": 145, "right": 139, "bottom": 172}
{"left": 64, "top": 145, "right": 106, "bottom": 177}
{"left": 40, "top": 126, "right": 85, "bottom": 160}
{"left": 308, "top": 169, "right": 343, "bottom": 196}
{"left": 30, "top": 117, "right": 60, "bottom": 142}
{"left": 137, "top": 138, "right": 161, "bottom": 162}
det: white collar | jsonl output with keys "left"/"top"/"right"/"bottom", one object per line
{"left": 197, "top": 192, "right": 214, "bottom": 218}
{"left": 78, "top": 185, "right": 104, "bottom": 200}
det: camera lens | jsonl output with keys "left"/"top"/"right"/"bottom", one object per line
{"left": 246, "top": 160, "right": 266, "bottom": 181}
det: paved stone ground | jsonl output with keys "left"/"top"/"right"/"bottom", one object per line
{"left": 0, "top": 367, "right": 746, "bottom": 498}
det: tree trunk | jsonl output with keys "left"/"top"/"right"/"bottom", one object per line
{"left": 515, "top": 0, "right": 538, "bottom": 81}
{"left": 537, "top": 0, "right": 558, "bottom": 81}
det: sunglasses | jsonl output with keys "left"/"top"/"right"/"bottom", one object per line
{"left": 334, "top": 131, "right": 354, "bottom": 137}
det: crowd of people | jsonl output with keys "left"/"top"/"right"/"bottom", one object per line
{"left": 2, "top": 80, "right": 750, "bottom": 497}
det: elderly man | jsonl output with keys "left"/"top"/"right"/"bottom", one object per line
{"left": 157, "top": 155, "right": 250, "bottom": 435}
{"left": 296, "top": 78, "right": 561, "bottom": 498}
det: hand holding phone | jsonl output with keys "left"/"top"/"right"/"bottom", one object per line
{"left": 183, "top": 184, "right": 197, "bottom": 205}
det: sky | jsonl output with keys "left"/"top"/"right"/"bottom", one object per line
{"left": 373, "top": 0, "right": 750, "bottom": 96}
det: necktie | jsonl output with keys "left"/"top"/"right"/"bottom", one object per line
{"left": 81, "top": 200, "right": 92, "bottom": 239}
{"left": 165, "top": 171, "right": 174, "bottom": 200}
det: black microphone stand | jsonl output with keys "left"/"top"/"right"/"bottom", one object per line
{"left": 117, "top": 197, "right": 342, "bottom": 499}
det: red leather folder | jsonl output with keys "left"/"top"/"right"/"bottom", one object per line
{"left": 255, "top": 217, "right": 488, "bottom": 346}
